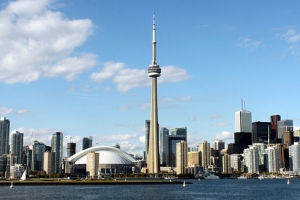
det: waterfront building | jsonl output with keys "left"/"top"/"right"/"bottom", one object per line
{"left": 0, "top": 117, "right": 10, "bottom": 156}
{"left": 67, "top": 142, "right": 76, "bottom": 158}
{"left": 252, "top": 122, "right": 272, "bottom": 143}
{"left": 176, "top": 140, "right": 187, "bottom": 175}
{"left": 31, "top": 141, "right": 46, "bottom": 171}
{"left": 159, "top": 127, "right": 169, "bottom": 166}
{"left": 198, "top": 141, "right": 210, "bottom": 169}
{"left": 82, "top": 136, "right": 93, "bottom": 150}
{"left": 271, "top": 115, "right": 281, "bottom": 139}
{"left": 147, "top": 14, "right": 161, "bottom": 174}
{"left": 289, "top": 143, "right": 300, "bottom": 172}
{"left": 44, "top": 151, "right": 55, "bottom": 176}
{"left": 265, "top": 146, "right": 279, "bottom": 173}
{"left": 213, "top": 140, "right": 225, "bottom": 151}
{"left": 277, "top": 119, "right": 293, "bottom": 139}
{"left": 51, "top": 132, "right": 63, "bottom": 174}
{"left": 252, "top": 143, "right": 266, "bottom": 168}
{"left": 10, "top": 130, "right": 24, "bottom": 164}
{"left": 10, "top": 164, "right": 25, "bottom": 179}
{"left": 26, "top": 148, "right": 32, "bottom": 171}
{"left": 235, "top": 110, "right": 252, "bottom": 133}
{"left": 221, "top": 152, "right": 232, "bottom": 174}
{"left": 65, "top": 146, "right": 138, "bottom": 175}
{"left": 86, "top": 151, "right": 99, "bottom": 178}
{"left": 188, "top": 151, "right": 200, "bottom": 167}
{"left": 230, "top": 154, "right": 242, "bottom": 171}
{"left": 243, "top": 146, "right": 259, "bottom": 173}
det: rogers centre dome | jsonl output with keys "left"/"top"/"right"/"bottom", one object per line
{"left": 65, "top": 146, "right": 139, "bottom": 175}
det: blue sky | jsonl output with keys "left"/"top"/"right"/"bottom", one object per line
{"left": 1, "top": 0, "right": 299, "bottom": 156}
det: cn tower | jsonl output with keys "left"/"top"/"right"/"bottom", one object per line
{"left": 147, "top": 13, "right": 161, "bottom": 174}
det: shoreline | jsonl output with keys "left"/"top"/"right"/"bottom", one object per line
{"left": 0, "top": 180, "right": 190, "bottom": 185}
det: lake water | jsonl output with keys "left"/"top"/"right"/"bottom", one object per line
{"left": 0, "top": 178, "right": 299, "bottom": 200}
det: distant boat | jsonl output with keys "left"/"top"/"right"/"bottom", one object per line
{"left": 205, "top": 174, "right": 220, "bottom": 180}
{"left": 10, "top": 182, "right": 13, "bottom": 188}
{"left": 287, "top": 179, "right": 290, "bottom": 184}
{"left": 164, "top": 176, "right": 178, "bottom": 180}
{"left": 183, "top": 181, "right": 186, "bottom": 187}
{"left": 237, "top": 175, "right": 247, "bottom": 179}
{"left": 258, "top": 176, "right": 264, "bottom": 180}
{"left": 20, "top": 169, "right": 26, "bottom": 181}
{"left": 198, "top": 178, "right": 200, "bottom": 181}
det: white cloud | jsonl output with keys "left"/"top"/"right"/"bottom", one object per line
{"left": 90, "top": 62, "right": 190, "bottom": 93}
{"left": 0, "top": 107, "right": 13, "bottom": 115}
{"left": 139, "top": 135, "right": 145, "bottom": 143}
{"left": 0, "top": 0, "right": 97, "bottom": 83}
{"left": 187, "top": 132, "right": 202, "bottom": 147}
{"left": 210, "top": 114, "right": 221, "bottom": 120}
{"left": 16, "top": 109, "right": 29, "bottom": 114}
{"left": 181, "top": 96, "right": 192, "bottom": 101}
{"left": 237, "top": 36, "right": 261, "bottom": 49}
{"left": 212, "top": 131, "right": 234, "bottom": 141}
{"left": 12, "top": 127, "right": 59, "bottom": 146}
{"left": 97, "top": 133, "right": 138, "bottom": 142}
{"left": 189, "top": 116, "right": 197, "bottom": 121}
{"left": 282, "top": 29, "right": 300, "bottom": 43}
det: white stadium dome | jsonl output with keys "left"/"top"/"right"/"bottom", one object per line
{"left": 67, "top": 146, "right": 137, "bottom": 165}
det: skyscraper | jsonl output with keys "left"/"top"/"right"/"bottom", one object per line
{"left": 198, "top": 141, "right": 211, "bottom": 169}
{"left": 271, "top": 115, "right": 281, "bottom": 139}
{"left": 252, "top": 122, "right": 272, "bottom": 143}
{"left": 51, "top": 132, "right": 63, "bottom": 174}
{"left": 170, "top": 127, "right": 187, "bottom": 141}
{"left": 176, "top": 140, "right": 187, "bottom": 175}
{"left": 277, "top": 119, "right": 293, "bottom": 139}
{"left": 67, "top": 142, "right": 76, "bottom": 158}
{"left": 82, "top": 136, "right": 93, "bottom": 150}
{"left": 32, "top": 141, "right": 46, "bottom": 171}
{"left": 10, "top": 130, "right": 24, "bottom": 164}
{"left": 159, "top": 127, "right": 169, "bottom": 166}
{"left": 0, "top": 117, "right": 10, "bottom": 156}
{"left": 147, "top": 13, "right": 161, "bottom": 174}
{"left": 167, "top": 134, "right": 186, "bottom": 167}
{"left": 235, "top": 110, "right": 252, "bottom": 132}
{"left": 213, "top": 140, "right": 225, "bottom": 151}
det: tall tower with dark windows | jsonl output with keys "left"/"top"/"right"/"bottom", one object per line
{"left": 147, "top": 13, "right": 161, "bottom": 174}
{"left": 51, "top": 132, "right": 63, "bottom": 174}
{"left": 10, "top": 130, "right": 24, "bottom": 164}
{"left": 0, "top": 117, "right": 10, "bottom": 156}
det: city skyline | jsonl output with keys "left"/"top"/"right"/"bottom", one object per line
{"left": 0, "top": 0, "right": 300, "bottom": 156}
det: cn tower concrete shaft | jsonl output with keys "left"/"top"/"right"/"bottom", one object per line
{"left": 147, "top": 13, "right": 161, "bottom": 174}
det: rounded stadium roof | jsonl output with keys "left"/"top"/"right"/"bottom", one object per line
{"left": 67, "top": 146, "right": 137, "bottom": 165}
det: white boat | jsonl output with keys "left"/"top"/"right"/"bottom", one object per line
{"left": 164, "top": 176, "right": 178, "bottom": 180}
{"left": 205, "top": 174, "right": 220, "bottom": 179}
{"left": 258, "top": 176, "right": 264, "bottom": 180}
{"left": 183, "top": 181, "right": 186, "bottom": 187}
{"left": 287, "top": 179, "right": 290, "bottom": 184}
{"left": 20, "top": 169, "right": 26, "bottom": 181}
{"left": 237, "top": 175, "right": 247, "bottom": 179}
{"left": 10, "top": 182, "right": 13, "bottom": 188}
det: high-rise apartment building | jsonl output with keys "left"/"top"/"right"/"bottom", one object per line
{"left": 213, "top": 140, "right": 225, "bottom": 151}
{"left": 289, "top": 143, "right": 300, "bottom": 172}
{"left": 243, "top": 146, "right": 259, "bottom": 173}
{"left": 43, "top": 151, "right": 55, "bottom": 176}
{"left": 10, "top": 130, "right": 24, "bottom": 164}
{"left": 159, "top": 127, "right": 169, "bottom": 166}
{"left": 82, "top": 136, "right": 93, "bottom": 150}
{"left": 51, "top": 132, "right": 63, "bottom": 174}
{"left": 0, "top": 117, "right": 10, "bottom": 156}
{"left": 176, "top": 140, "right": 187, "bottom": 175}
{"left": 32, "top": 141, "right": 46, "bottom": 171}
{"left": 198, "top": 141, "right": 210, "bottom": 169}
{"left": 67, "top": 142, "right": 76, "bottom": 158}
{"left": 235, "top": 110, "right": 252, "bottom": 133}
{"left": 222, "top": 153, "right": 232, "bottom": 174}
{"left": 166, "top": 135, "right": 186, "bottom": 167}
{"left": 86, "top": 151, "right": 99, "bottom": 178}
{"left": 265, "top": 146, "right": 279, "bottom": 173}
